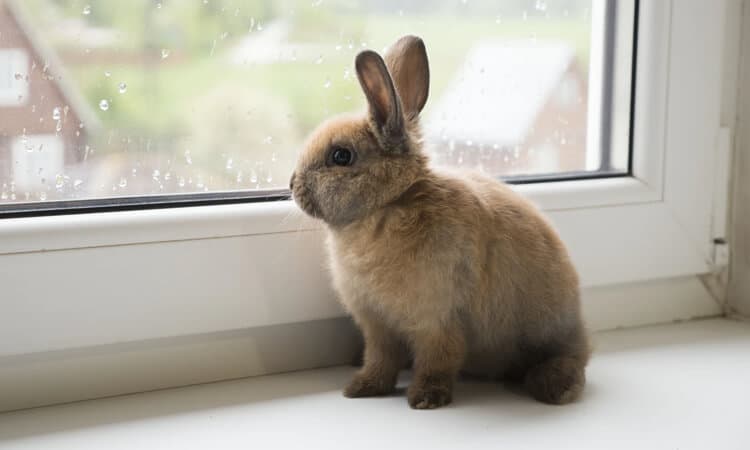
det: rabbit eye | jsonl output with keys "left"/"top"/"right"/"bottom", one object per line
{"left": 330, "top": 147, "right": 355, "bottom": 166}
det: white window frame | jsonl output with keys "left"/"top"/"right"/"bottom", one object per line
{"left": 0, "top": 1, "right": 732, "bottom": 367}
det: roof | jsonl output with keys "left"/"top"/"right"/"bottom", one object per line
{"left": 426, "top": 40, "right": 577, "bottom": 146}
{"left": 4, "top": 0, "right": 102, "bottom": 133}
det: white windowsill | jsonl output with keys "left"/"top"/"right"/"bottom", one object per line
{"left": 1, "top": 318, "right": 747, "bottom": 450}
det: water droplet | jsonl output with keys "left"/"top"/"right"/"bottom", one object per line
{"left": 14, "top": 72, "right": 22, "bottom": 81}
{"left": 263, "top": 136, "right": 273, "bottom": 144}
{"left": 184, "top": 150, "right": 193, "bottom": 165}
{"left": 156, "top": 2, "right": 162, "bottom": 9}
{"left": 178, "top": 177, "right": 186, "bottom": 187}
{"left": 534, "top": 0, "right": 547, "bottom": 12}
{"left": 164, "top": 172, "right": 172, "bottom": 181}
{"left": 118, "top": 177, "right": 128, "bottom": 188}
{"left": 495, "top": 15, "right": 502, "bottom": 24}
{"left": 55, "top": 120, "right": 63, "bottom": 132}
{"left": 118, "top": 82, "right": 127, "bottom": 94}
{"left": 225, "top": 158, "right": 234, "bottom": 170}
{"left": 335, "top": 44, "right": 342, "bottom": 51}
{"left": 82, "top": 5, "right": 91, "bottom": 15}
{"left": 104, "top": 71, "right": 111, "bottom": 78}
{"left": 220, "top": 31, "right": 229, "bottom": 40}
{"left": 152, "top": 169, "right": 160, "bottom": 180}
{"left": 250, "top": 171, "right": 258, "bottom": 183}
{"left": 323, "top": 77, "right": 331, "bottom": 88}
{"left": 99, "top": 99, "right": 109, "bottom": 111}
{"left": 161, "top": 49, "right": 170, "bottom": 59}
{"left": 315, "top": 55, "right": 324, "bottom": 64}
{"left": 311, "top": 0, "right": 322, "bottom": 6}
{"left": 266, "top": 174, "right": 273, "bottom": 184}
{"left": 39, "top": 191, "right": 47, "bottom": 201}
{"left": 52, "top": 107, "right": 61, "bottom": 121}
{"left": 55, "top": 174, "right": 65, "bottom": 189}
{"left": 73, "top": 179, "right": 83, "bottom": 190}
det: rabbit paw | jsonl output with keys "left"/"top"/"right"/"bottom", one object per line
{"left": 343, "top": 372, "right": 396, "bottom": 398}
{"left": 407, "top": 374, "right": 453, "bottom": 409}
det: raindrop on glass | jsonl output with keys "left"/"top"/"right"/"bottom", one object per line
{"left": 52, "top": 107, "right": 61, "bottom": 121}
{"left": 73, "top": 179, "right": 83, "bottom": 190}
{"left": 99, "top": 99, "right": 110, "bottom": 111}
{"left": 161, "top": 49, "right": 170, "bottom": 59}
{"left": 104, "top": 71, "right": 111, "bottom": 78}
{"left": 226, "top": 158, "right": 234, "bottom": 170}
{"left": 39, "top": 191, "right": 47, "bottom": 201}
{"left": 178, "top": 177, "right": 186, "bottom": 187}
{"left": 534, "top": 0, "right": 547, "bottom": 12}
{"left": 55, "top": 174, "right": 65, "bottom": 189}
{"left": 323, "top": 77, "right": 332, "bottom": 88}
{"left": 315, "top": 55, "right": 324, "bottom": 64}
{"left": 14, "top": 72, "right": 22, "bottom": 81}
{"left": 184, "top": 150, "right": 193, "bottom": 165}
{"left": 152, "top": 169, "right": 160, "bottom": 180}
{"left": 118, "top": 82, "right": 127, "bottom": 94}
{"left": 263, "top": 136, "right": 273, "bottom": 145}
{"left": 82, "top": 5, "right": 91, "bottom": 15}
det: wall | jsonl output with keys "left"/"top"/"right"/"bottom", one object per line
{"left": 729, "top": 1, "right": 750, "bottom": 316}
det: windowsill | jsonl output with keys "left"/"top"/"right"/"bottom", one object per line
{"left": 1, "top": 318, "right": 747, "bottom": 450}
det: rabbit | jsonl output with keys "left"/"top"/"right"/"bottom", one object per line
{"left": 290, "top": 35, "right": 590, "bottom": 409}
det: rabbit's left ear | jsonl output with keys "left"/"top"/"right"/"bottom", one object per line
{"left": 356, "top": 50, "right": 404, "bottom": 140}
{"left": 384, "top": 35, "right": 430, "bottom": 120}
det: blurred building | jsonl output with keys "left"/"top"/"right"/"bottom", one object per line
{"left": 0, "top": 0, "right": 98, "bottom": 193}
{"left": 426, "top": 41, "right": 589, "bottom": 177}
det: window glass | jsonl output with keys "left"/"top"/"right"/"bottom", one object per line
{"left": 0, "top": 0, "right": 621, "bottom": 206}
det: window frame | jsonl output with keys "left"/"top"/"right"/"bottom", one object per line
{"left": 0, "top": 0, "right": 732, "bottom": 357}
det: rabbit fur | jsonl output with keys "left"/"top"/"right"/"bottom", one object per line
{"left": 291, "top": 35, "right": 590, "bottom": 409}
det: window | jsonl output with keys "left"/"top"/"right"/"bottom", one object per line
{"left": 0, "top": 48, "right": 29, "bottom": 106}
{"left": 0, "top": 0, "right": 735, "bottom": 411}
{"left": 0, "top": 0, "right": 633, "bottom": 213}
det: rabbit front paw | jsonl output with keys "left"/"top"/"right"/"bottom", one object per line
{"left": 343, "top": 371, "right": 397, "bottom": 398}
{"left": 407, "top": 374, "right": 453, "bottom": 409}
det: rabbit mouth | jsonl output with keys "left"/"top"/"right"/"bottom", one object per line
{"left": 292, "top": 190, "right": 323, "bottom": 220}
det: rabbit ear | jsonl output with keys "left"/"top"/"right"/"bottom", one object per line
{"left": 384, "top": 35, "right": 429, "bottom": 120}
{"left": 355, "top": 50, "right": 404, "bottom": 140}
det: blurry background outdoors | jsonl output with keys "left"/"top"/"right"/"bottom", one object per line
{"left": 0, "top": 0, "right": 601, "bottom": 204}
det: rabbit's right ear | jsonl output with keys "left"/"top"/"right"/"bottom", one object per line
{"left": 355, "top": 50, "right": 404, "bottom": 141}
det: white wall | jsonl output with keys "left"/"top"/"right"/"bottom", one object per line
{"left": 729, "top": 0, "right": 750, "bottom": 315}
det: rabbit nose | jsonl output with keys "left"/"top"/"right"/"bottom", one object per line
{"left": 289, "top": 172, "right": 296, "bottom": 190}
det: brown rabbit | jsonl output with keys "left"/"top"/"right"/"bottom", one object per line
{"left": 291, "top": 35, "right": 589, "bottom": 409}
